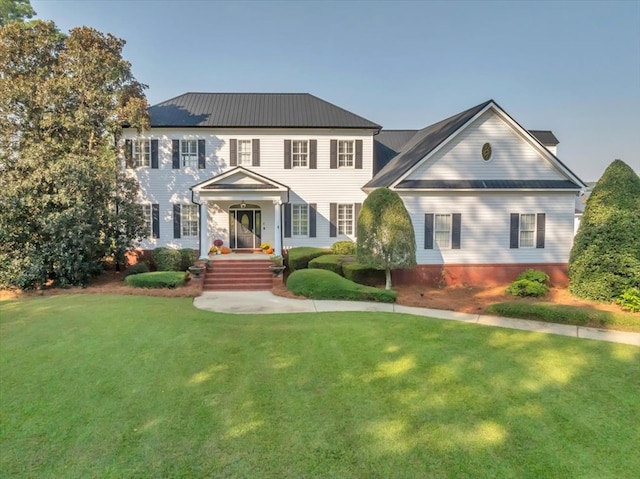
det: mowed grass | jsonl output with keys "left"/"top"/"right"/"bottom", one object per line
{"left": 1, "top": 295, "right": 639, "bottom": 478}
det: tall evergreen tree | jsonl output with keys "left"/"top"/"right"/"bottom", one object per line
{"left": 0, "top": 20, "right": 149, "bottom": 289}
{"left": 569, "top": 160, "right": 640, "bottom": 301}
{"left": 356, "top": 187, "right": 417, "bottom": 290}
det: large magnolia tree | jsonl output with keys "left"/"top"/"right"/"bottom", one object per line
{"left": 0, "top": 20, "right": 149, "bottom": 289}
{"left": 356, "top": 187, "right": 417, "bottom": 289}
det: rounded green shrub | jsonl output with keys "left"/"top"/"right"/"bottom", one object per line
{"left": 342, "top": 262, "right": 385, "bottom": 287}
{"left": 615, "top": 287, "right": 640, "bottom": 313}
{"left": 287, "top": 269, "right": 396, "bottom": 303}
{"left": 506, "top": 279, "right": 548, "bottom": 297}
{"left": 179, "top": 249, "right": 197, "bottom": 270}
{"left": 331, "top": 240, "right": 356, "bottom": 255}
{"left": 517, "top": 269, "right": 549, "bottom": 284}
{"left": 123, "top": 261, "right": 150, "bottom": 278}
{"left": 153, "top": 247, "right": 182, "bottom": 271}
{"left": 308, "top": 255, "right": 351, "bottom": 276}
{"left": 569, "top": 160, "right": 640, "bottom": 301}
{"left": 286, "top": 247, "right": 331, "bottom": 272}
{"left": 124, "top": 271, "right": 188, "bottom": 288}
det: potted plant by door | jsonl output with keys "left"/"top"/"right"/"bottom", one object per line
{"left": 268, "top": 255, "right": 286, "bottom": 277}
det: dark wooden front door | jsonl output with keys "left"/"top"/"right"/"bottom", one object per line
{"left": 230, "top": 208, "right": 261, "bottom": 249}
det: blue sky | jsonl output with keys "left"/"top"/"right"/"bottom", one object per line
{"left": 32, "top": 0, "right": 639, "bottom": 181}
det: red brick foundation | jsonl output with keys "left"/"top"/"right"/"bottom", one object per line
{"left": 392, "top": 263, "right": 569, "bottom": 287}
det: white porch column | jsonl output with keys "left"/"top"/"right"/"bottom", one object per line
{"left": 199, "top": 201, "right": 209, "bottom": 260}
{"left": 273, "top": 199, "right": 282, "bottom": 256}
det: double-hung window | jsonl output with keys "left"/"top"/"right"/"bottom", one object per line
{"left": 181, "top": 140, "right": 198, "bottom": 168}
{"left": 434, "top": 214, "right": 452, "bottom": 248}
{"left": 292, "top": 140, "right": 308, "bottom": 167}
{"left": 338, "top": 140, "right": 355, "bottom": 167}
{"left": 237, "top": 140, "right": 252, "bottom": 166}
{"left": 141, "top": 204, "right": 152, "bottom": 238}
{"left": 337, "top": 204, "right": 354, "bottom": 236}
{"left": 292, "top": 204, "right": 309, "bottom": 236}
{"left": 519, "top": 213, "right": 536, "bottom": 248}
{"left": 181, "top": 205, "right": 199, "bottom": 237}
{"left": 132, "top": 140, "right": 150, "bottom": 167}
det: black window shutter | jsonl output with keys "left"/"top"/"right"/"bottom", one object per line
{"left": 330, "top": 203, "right": 337, "bottom": 237}
{"left": 309, "top": 203, "right": 317, "bottom": 238}
{"left": 284, "top": 140, "right": 291, "bottom": 169}
{"left": 309, "top": 140, "right": 317, "bottom": 169}
{"left": 536, "top": 213, "right": 546, "bottom": 248}
{"left": 152, "top": 204, "right": 160, "bottom": 239}
{"left": 172, "top": 140, "right": 180, "bottom": 169}
{"left": 252, "top": 139, "right": 260, "bottom": 166}
{"left": 151, "top": 139, "right": 159, "bottom": 169}
{"left": 355, "top": 139, "right": 363, "bottom": 169}
{"left": 510, "top": 213, "right": 520, "bottom": 249}
{"left": 125, "top": 139, "right": 133, "bottom": 168}
{"left": 198, "top": 140, "right": 206, "bottom": 169}
{"left": 230, "top": 139, "right": 237, "bottom": 167}
{"left": 424, "top": 213, "right": 434, "bottom": 249}
{"left": 284, "top": 203, "right": 292, "bottom": 238}
{"left": 173, "top": 204, "right": 181, "bottom": 239}
{"left": 330, "top": 140, "right": 338, "bottom": 169}
{"left": 452, "top": 213, "right": 461, "bottom": 249}
{"left": 354, "top": 203, "right": 361, "bottom": 236}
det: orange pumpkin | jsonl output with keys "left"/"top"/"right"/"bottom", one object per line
{"left": 221, "top": 246, "right": 231, "bottom": 254}
{"left": 266, "top": 247, "right": 274, "bottom": 254}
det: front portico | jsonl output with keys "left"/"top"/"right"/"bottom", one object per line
{"left": 191, "top": 167, "right": 289, "bottom": 259}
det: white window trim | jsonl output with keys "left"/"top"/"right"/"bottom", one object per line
{"left": 181, "top": 139, "right": 198, "bottom": 168}
{"left": 292, "top": 140, "right": 309, "bottom": 168}
{"left": 292, "top": 204, "right": 309, "bottom": 237}
{"left": 519, "top": 213, "right": 536, "bottom": 248}
{"left": 181, "top": 204, "right": 199, "bottom": 237}
{"left": 337, "top": 203, "right": 354, "bottom": 236}
{"left": 133, "top": 139, "right": 150, "bottom": 168}
{"left": 237, "top": 139, "right": 252, "bottom": 166}
{"left": 434, "top": 213, "right": 452, "bottom": 249}
{"left": 338, "top": 140, "right": 355, "bottom": 168}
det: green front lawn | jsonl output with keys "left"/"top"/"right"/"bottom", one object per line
{"left": 1, "top": 295, "right": 639, "bottom": 478}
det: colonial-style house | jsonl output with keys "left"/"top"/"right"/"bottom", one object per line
{"left": 122, "top": 93, "right": 585, "bottom": 286}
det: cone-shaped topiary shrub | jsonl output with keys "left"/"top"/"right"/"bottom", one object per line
{"left": 569, "top": 160, "right": 640, "bottom": 301}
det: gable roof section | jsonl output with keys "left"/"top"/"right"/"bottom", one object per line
{"left": 191, "top": 167, "right": 289, "bottom": 192}
{"left": 366, "top": 101, "right": 492, "bottom": 188}
{"left": 149, "top": 93, "right": 381, "bottom": 129}
{"left": 366, "top": 100, "right": 585, "bottom": 189}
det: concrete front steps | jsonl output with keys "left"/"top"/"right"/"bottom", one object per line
{"left": 203, "top": 258, "right": 274, "bottom": 291}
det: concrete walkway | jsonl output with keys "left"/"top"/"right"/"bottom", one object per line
{"left": 193, "top": 291, "right": 640, "bottom": 347}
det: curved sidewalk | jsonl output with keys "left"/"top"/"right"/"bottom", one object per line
{"left": 193, "top": 291, "right": 640, "bottom": 347}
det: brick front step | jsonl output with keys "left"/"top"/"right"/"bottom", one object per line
{"left": 204, "top": 259, "right": 274, "bottom": 291}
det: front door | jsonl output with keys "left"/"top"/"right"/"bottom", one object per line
{"left": 229, "top": 206, "right": 261, "bottom": 249}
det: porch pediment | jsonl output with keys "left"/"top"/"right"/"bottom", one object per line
{"left": 191, "top": 167, "right": 289, "bottom": 193}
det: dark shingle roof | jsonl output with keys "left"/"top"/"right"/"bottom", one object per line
{"left": 395, "top": 179, "right": 581, "bottom": 190}
{"left": 529, "top": 130, "right": 559, "bottom": 146}
{"left": 366, "top": 100, "right": 492, "bottom": 188}
{"left": 149, "top": 93, "right": 381, "bottom": 129}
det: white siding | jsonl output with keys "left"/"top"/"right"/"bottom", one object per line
{"left": 121, "top": 128, "right": 374, "bottom": 250}
{"left": 403, "top": 192, "right": 576, "bottom": 265}
{"left": 405, "top": 110, "right": 566, "bottom": 182}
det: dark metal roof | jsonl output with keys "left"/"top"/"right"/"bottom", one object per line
{"left": 366, "top": 100, "right": 493, "bottom": 188}
{"left": 202, "top": 184, "right": 278, "bottom": 190}
{"left": 149, "top": 93, "right": 381, "bottom": 129}
{"left": 395, "top": 179, "right": 581, "bottom": 190}
{"left": 373, "top": 130, "right": 419, "bottom": 173}
{"left": 528, "top": 130, "right": 559, "bottom": 146}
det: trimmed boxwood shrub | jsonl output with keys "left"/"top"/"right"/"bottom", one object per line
{"left": 342, "top": 262, "right": 385, "bottom": 287}
{"left": 287, "top": 269, "right": 396, "bottom": 303}
{"left": 153, "top": 247, "right": 182, "bottom": 271}
{"left": 124, "top": 271, "right": 188, "bottom": 289}
{"left": 506, "top": 279, "right": 548, "bottom": 297}
{"left": 517, "top": 269, "right": 549, "bottom": 284}
{"left": 331, "top": 240, "right": 356, "bottom": 255}
{"left": 123, "top": 261, "right": 150, "bottom": 278}
{"left": 308, "top": 254, "right": 354, "bottom": 275}
{"left": 286, "top": 247, "right": 331, "bottom": 273}
{"left": 569, "top": 160, "right": 640, "bottom": 301}
{"left": 179, "top": 249, "right": 197, "bottom": 270}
